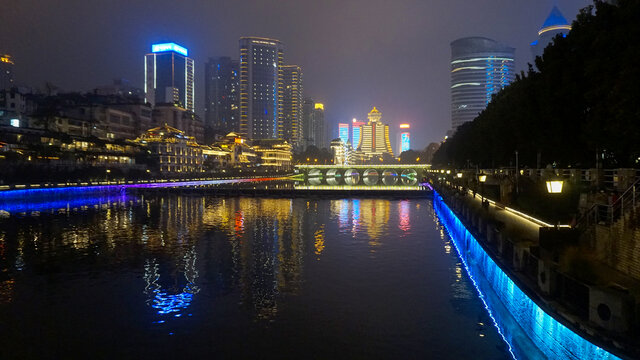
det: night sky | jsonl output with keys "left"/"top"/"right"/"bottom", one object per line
{"left": 0, "top": 0, "right": 590, "bottom": 149}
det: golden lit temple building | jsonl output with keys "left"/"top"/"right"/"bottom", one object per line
{"left": 135, "top": 124, "right": 204, "bottom": 173}
{"left": 252, "top": 139, "right": 292, "bottom": 168}
{"left": 356, "top": 107, "right": 394, "bottom": 161}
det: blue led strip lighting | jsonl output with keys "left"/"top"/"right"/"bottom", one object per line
{"left": 432, "top": 190, "right": 621, "bottom": 360}
{"left": 0, "top": 178, "right": 284, "bottom": 213}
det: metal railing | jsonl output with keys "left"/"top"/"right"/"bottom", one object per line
{"left": 577, "top": 177, "right": 640, "bottom": 229}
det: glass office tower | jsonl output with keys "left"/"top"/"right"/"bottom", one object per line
{"left": 450, "top": 37, "right": 515, "bottom": 132}
{"left": 239, "top": 37, "right": 284, "bottom": 139}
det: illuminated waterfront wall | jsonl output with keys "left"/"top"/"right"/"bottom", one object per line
{"left": 432, "top": 191, "right": 621, "bottom": 360}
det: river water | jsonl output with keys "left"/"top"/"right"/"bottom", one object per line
{"left": 0, "top": 195, "right": 512, "bottom": 359}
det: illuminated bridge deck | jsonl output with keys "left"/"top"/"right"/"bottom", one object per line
{"left": 295, "top": 164, "right": 431, "bottom": 191}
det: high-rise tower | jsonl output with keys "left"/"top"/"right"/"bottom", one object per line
{"left": 239, "top": 37, "right": 284, "bottom": 139}
{"left": 397, "top": 124, "right": 410, "bottom": 155}
{"left": 450, "top": 37, "right": 515, "bottom": 132}
{"left": 0, "top": 54, "right": 14, "bottom": 90}
{"left": 351, "top": 118, "right": 364, "bottom": 150}
{"left": 338, "top": 123, "right": 350, "bottom": 144}
{"left": 531, "top": 6, "right": 572, "bottom": 63}
{"left": 301, "top": 98, "right": 314, "bottom": 149}
{"left": 282, "top": 65, "right": 303, "bottom": 149}
{"left": 145, "top": 42, "right": 194, "bottom": 112}
{"left": 312, "top": 103, "right": 326, "bottom": 148}
{"left": 204, "top": 56, "right": 239, "bottom": 142}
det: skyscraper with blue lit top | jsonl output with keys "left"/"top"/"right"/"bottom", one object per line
{"left": 450, "top": 37, "right": 515, "bottom": 132}
{"left": 531, "top": 6, "right": 572, "bottom": 63}
{"left": 145, "top": 42, "right": 194, "bottom": 113}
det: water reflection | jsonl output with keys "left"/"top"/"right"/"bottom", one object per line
{"left": 0, "top": 195, "right": 512, "bottom": 359}
{"left": 144, "top": 246, "right": 200, "bottom": 318}
{"left": 330, "top": 199, "right": 393, "bottom": 248}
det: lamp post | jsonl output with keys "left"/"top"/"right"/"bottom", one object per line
{"left": 546, "top": 177, "right": 564, "bottom": 226}
{"left": 478, "top": 172, "right": 487, "bottom": 206}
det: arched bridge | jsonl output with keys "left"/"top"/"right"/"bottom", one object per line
{"left": 295, "top": 165, "right": 431, "bottom": 189}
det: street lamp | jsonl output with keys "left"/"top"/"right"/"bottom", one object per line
{"left": 478, "top": 172, "right": 487, "bottom": 206}
{"left": 546, "top": 180, "right": 564, "bottom": 194}
{"left": 545, "top": 175, "right": 564, "bottom": 226}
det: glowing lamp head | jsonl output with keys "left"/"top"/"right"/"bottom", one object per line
{"left": 478, "top": 174, "right": 487, "bottom": 183}
{"left": 546, "top": 180, "right": 564, "bottom": 194}
{"left": 352, "top": 118, "right": 357, "bottom": 123}
{"left": 456, "top": 172, "right": 463, "bottom": 178}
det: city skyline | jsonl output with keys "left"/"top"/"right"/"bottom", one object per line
{"left": 0, "top": 2, "right": 639, "bottom": 358}
{"left": 0, "top": 0, "right": 590, "bottom": 149}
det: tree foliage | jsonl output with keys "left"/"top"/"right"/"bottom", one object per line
{"left": 433, "top": 0, "right": 640, "bottom": 168}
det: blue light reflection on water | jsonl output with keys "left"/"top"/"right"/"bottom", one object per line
{"left": 432, "top": 191, "right": 621, "bottom": 360}
{"left": 0, "top": 194, "right": 133, "bottom": 213}
{"left": 152, "top": 291, "right": 194, "bottom": 315}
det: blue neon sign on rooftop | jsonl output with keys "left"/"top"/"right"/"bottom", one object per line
{"left": 151, "top": 42, "right": 188, "bottom": 56}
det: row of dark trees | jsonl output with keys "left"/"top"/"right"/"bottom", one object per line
{"left": 433, "top": 0, "right": 640, "bottom": 169}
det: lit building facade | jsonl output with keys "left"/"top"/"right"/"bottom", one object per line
{"left": 397, "top": 123, "right": 410, "bottom": 155}
{"left": 450, "top": 37, "right": 515, "bottom": 132}
{"left": 330, "top": 138, "right": 346, "bottom": 165}
{"left": 136, "top": 124, "right": 204, "bottom": 173}
{"left": 312, "top": 103, "right": 326, "bottom": 148}
{"left": 531, "top": 6, "right": 572, "bottom": 63}
{"left": 239, "top": 37, "right": 284, "bottom": 139}
{"left": 351, "top": 118, "right": 364, "bottom": 149}
{"left": 302, "top": 100, "right": 326, "bottom": 149}
{"left": 204, "top": 56, "right": 239, "bottom": 143}
{"left": 301, "top": 98, "right": 315, "bottom": 149}
{"left": 145, "top": 42, "right": 195, "bottom": 112}
{"left": 252, "top": 139, "right": 292, "bottom": 168}
{"left": 358, "top": 107, "right": 394, "bottom": 160}
{"left": 338, "top": 123, "right": 349, "bottom": 144}
{"left": 213, "top": 132, "right": 258, "bottom": 166}
{"left": 1, "top": 54, "right": 15, "bottom": 90}
{"left": 282, "top": 65, "right": 303, "bottom": 150}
